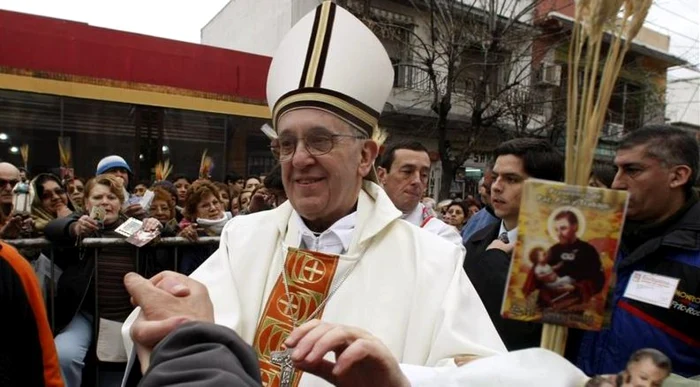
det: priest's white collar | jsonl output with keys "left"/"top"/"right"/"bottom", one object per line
{"left": 293, "top": 210, "right": 357, "bottom": 255}
{"left": 401, "top": 203, "right": 424, "bottom": 227}
{"left": 498, "top": 221, "right": 518, "bottom": 244}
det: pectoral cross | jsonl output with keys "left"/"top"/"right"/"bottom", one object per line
{"left": 270, "top": 348, "right": 295, "bottom": 387}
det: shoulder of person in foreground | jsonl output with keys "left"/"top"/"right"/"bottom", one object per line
{"left": 140, "top": 321, "right": 261, "bottom": 387}
{"left": 0, "top": 242, "right": 64, "bottom": 387}
{"left": 389, "top": 217, "right": 466, "bottom": 267}
{"left": 385, "top": 220, "right": 507, "bottom": 361}
{"left": 423, "top": 217, "right": 465, "bottom": 249}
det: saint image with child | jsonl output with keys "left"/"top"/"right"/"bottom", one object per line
{"left": 522, "top": 208, "right": 606, "bottom": 309}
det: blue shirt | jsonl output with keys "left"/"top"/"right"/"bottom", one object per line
{"left": 461, "top": 208, "right": 498, "bottom": 245}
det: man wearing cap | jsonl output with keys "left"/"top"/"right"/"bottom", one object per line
{"left": 122, "top": 2, "right": 504, "bottom": 386}
{"left": 96, "top": 155, "right": 146, "bottom": 219}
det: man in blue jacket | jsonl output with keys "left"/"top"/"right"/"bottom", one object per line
{"left": 575, "top": 125, "right": 700, "bottom": 377}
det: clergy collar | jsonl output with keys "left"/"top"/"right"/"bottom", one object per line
{"left": 293, "top": 211, "right": 357, "bottom": 254}
{"left": 498, "top": 221, "right": 518, "bottom": 244}
{"left": 276, "top": 182, "right": 403, "bottom": 251}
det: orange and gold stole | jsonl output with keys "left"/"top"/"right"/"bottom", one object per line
{"left": 253, "top": 247, "right": 340, "bottom": 387}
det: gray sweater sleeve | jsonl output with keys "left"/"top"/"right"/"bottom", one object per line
{"left": 139, "top": 322, "right": 262, "bottom": 387}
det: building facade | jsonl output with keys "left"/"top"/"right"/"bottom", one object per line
{"left": 0, "top": 10, "right": 274, "bottom": 183}
{"left": 533, "top": 0, "right": 686, "bottom": 161}
{"left": 201, "top": 0, "right": 685, "bottom": 197}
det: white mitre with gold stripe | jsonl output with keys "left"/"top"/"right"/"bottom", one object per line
{"left": 266, "top": 0, "right": 394, "bottom": 138}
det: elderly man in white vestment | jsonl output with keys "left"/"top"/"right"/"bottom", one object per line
{"left": 122, "top": 2, "right": 505, "bottom": 386}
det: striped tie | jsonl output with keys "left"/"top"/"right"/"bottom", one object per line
{"left": 498, "top": 232, "right": 510, "bottom": 243}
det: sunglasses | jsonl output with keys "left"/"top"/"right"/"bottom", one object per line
{"left": 0, "top": 179, "right": 19, "bottom": 188}
{"left": 42, "top": 188, "right": 66, "bottom": 200}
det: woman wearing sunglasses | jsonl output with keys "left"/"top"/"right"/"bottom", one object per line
{"left": 30, "top": 174, "right": 74, "bottom": 235}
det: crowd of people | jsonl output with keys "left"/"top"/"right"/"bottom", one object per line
{"left": 1, "top": 2, "right": 698, "bottom": 387}
{"left": 0, "top": 154, "right": 289, "bottom": 387}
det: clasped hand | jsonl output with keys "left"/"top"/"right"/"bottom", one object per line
{"left": 124, "top": 271, "right": 409, "bottom": 387}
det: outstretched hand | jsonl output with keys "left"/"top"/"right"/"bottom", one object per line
{"left": 124, "top": 271, "right": 214, "bottom": 373}
{"left": 284, "top": 320, "right": 410, "bottom": 387}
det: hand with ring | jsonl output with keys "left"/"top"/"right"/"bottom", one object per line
{"left": 284, "top": 319, "right": 410, "bottom": 387}
{"left": 177, "top": 224, "right": 199, "bottom": 242}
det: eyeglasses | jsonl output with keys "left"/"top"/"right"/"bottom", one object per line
{"left": 0, "top": 179, "right": 19, "bottom": 188}
{"left": 270, "top": 132, "right": 367, "bottom": 162}
{"left": 42, "top": 188, "right": 65, "bottom": 200}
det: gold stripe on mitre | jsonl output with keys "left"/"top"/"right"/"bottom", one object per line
{"left": 273, "top": 91, "right": 380, "bottom": 137}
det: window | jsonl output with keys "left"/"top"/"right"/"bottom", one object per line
{"left": 455, "top": 45, "right": 510, "bottom": 98}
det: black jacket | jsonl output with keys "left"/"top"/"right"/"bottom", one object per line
{"left": 132, "top": 322, "right": 262, "bottom": 387}
{"left": 45, "top": 213, "right": 172, "bottom": 331}
{"left": 463, "top": 222, "right": 542, "bottom": 350}
{"left": 0, "top": 242, "right": 63, "bottom": 387}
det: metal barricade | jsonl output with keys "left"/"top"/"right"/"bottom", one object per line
{"left": 7, "top": 236, "right": 221, "bottom": 386}
{"left": 6, "top": 236, "right": 221, "bottom": 333}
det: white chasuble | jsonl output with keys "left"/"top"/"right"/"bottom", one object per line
{"left": 123, "top": 182, "right": 506, "bottom": 387}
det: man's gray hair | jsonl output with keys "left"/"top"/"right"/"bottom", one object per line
{"left": 619, "top": 125, "right": 699, "bottom": 192}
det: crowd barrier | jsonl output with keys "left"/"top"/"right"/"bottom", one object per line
{"left": 7, "top": 237, "right": 221, "bottom": 332}
{"left": 8, "top": 236, "right": 222, "bottom": 385}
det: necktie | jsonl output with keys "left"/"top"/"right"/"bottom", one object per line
{"left": 498, "top": 232, "right": 510, "bottom": 243}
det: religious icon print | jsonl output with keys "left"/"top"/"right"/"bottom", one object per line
{"left": 501, "top": 179, "right": 629, "bottom": 331}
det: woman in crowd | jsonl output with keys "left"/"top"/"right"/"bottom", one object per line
{"left": 149, "top": 187, "right": 180, "bottom": 236}
{"left": 178, "top": 180, "right": 232, "bottom": 274}
{"left": 229, "top": 186, "right": 242, "bottom": 216}
{"left": 243, "top": 176, "right": 261, "bottom": 191}
{"left": 45, "top": 174, "right": 161, "bottom": 387}
{"left": 30, "top": 174, "right": 73, "bottom": 235}
{"left": 66, "top": 178, "right": 85, "bottom": 212}
{"left": 237, "top": 189, "right": 253, "bottom": 214}
{"left": 171, "top": 175, "right": 191, "bottom": 217}
{"left": 443, "top": 201, "right": 470, "bottom": 232}
{"left": 465, "top": 198, "right": 481, "bottom": 218}
{"left": 144, "top": 187, "right": 181, "bottom": 275}
{"left": 214, "top": 182, "right": 232, "bottom": 212}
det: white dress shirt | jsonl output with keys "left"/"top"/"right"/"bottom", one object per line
{"left": 498, "top": 221, "right": 518, "bottom": 244}
{"left": 293, "top": 211, "right": 357, "bottom": 255}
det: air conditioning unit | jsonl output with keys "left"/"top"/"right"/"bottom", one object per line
{"left": 536, "top": 64, "right": 561, "bottom": 87}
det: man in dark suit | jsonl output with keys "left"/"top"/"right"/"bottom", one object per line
{"left": 463, "top": 138, "right": 564, "bottom": 350}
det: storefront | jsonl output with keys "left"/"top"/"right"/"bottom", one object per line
{"left": 0, "top": 10, "right": 273, "bottom": 182}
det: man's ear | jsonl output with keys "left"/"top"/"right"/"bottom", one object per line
{"left": 669, "top": 165, "right": 692, "bottom": 189}
{"left": 376, "top": 166, "right": 388, "bottom": 184}
{"left": 359, "top": 140, "right": 379, "bottom": 178}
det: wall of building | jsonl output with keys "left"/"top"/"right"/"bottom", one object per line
{"left": 291, "top": 0, "right": 323, "bottom": 24}
{"left": 666, "top": 77, "right": 700, "bottom": 127}
{"left": 201, "top": 0, "right": 293, "bottom": 56}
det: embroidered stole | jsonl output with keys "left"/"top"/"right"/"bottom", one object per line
{"left": 253, "top": 247, "right": 340, "bottom": 387}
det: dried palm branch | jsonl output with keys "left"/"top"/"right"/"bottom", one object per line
{"left": 155, "top": 159, "right": 173, "bottom": 182}
{"left": 199, "top": 149, "right": 214, "bottom": 179}
{"left": 58, "top": 137, "right": 72, "bottom": 168}
{"left": 548, "top": 0, "right": 652, "bottom": 355}
{"left": 19, "top": 144, "right": 29, "bottom": 170}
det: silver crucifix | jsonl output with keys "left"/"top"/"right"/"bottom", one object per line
{"left": 270, "top": 348, "right": 295, "bottom": 387}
